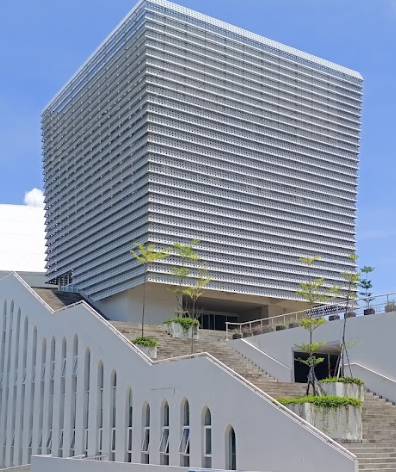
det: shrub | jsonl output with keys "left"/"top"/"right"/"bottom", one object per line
{"left": 163, "top": 317, "right": 199, "bottom": 330}
{"left": 131, "top": 337, "right": 157, "bottom": 348}
{"left": 277, "top": 395, "right": 362, "bottom": 408}
{"left": 320, "top": 377, "right": 364, "bottom": 386}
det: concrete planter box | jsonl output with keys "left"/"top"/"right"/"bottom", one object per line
{"left": 321, "top": 382, "right": 364, "bottom": 401}
{"left": 136, "top": 344, "right": 157, "bottom": 359}
{"left": 166, "top": 321, "right": 199, "bottom": 340}
{"left": 287, "top": 403, "right": 362, "bottom": 440}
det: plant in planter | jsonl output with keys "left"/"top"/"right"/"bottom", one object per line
{"left": 276, "top": 323, "right": 286, "bottom": 331}
{"left": 320, "top": 377, "right": 364, "bottom": 401}
{"left": 131, "top": 337, "right": 158, "bottom": 359}
{"left": 288, "top": 322, "right": 299, "bottom": 328}
{"left": 232, "top": 331, "right": 243, "bottom": 339}
{"left": 277, "top": 395, "right": 363, "bottom": 440}
{"left": 359, "top": 266, "right": 375, "bottom": 315}
{"left": 169, "top": 240, "right": 200, "bottom": 316}
{"left": 130, "top": 242, "right": 170, "bottom": 338}
{"left": 164, "top": 317, "right": 199, "bottom": 340}
{"left": 385, "top": 300, "right": 396, "bottom": 313}
{"left": 182, "top": 267, "right": 211, "bottom": 354}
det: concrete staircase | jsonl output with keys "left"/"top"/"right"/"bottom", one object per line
{"left": 111, "top": 322, "right": 396, "bottom": 472}
{"left": 33, "top": 288, "right": 84, "bottom": 310}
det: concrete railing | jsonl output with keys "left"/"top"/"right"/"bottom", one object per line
{"left": 351, "top": 363, "right": 396, "bottom": 405}
{"left": 226, "top": 291, "right": 396, "bottom": 339}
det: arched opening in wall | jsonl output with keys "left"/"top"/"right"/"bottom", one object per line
{"left": 125, "top": 388, "right": 133, "bottom": 462}
{"left": 179, "top": 399, "right": 190, "bottom": 467}
{"left": 70, "top": 335, "right": 78, "bottom": 457}
{"left": 225, "top": 426, "right": 236, "bottom": 471}
{"left": 159, "top": 400, "right": 170, "bottom": 465}
{"left": 110, "top": 371, "right": 117, "bottom": 461}
{"left": 141, "top": 402, "right": 150, "bottom": 464}
{"left": 83, "top": 348, "right": 90, "bottom": 457}
{"left": 18, "top": 316, "right": 29, "bottom": 464}
{"left": 202, "top": 407, "right": 212, "bottom": 468}
{"left": 38, "top": 338, "right": 47, "bottom": 455}
{"left": 58, "top": 338, "right": 67, "bottom": 457}
{"left": 97, "top": 361, "right": 104, "bottom": 455}
{"left": 27, "top": 327, "right": 37, "bottom": 462}
{"left": 46, "top": 337, "right": 56, "bottom": 455}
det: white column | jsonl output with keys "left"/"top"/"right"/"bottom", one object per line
{"left": 87, "top": 358, "right": 98, "bottom": 457}
{"left": 62, "top": 337, "right": 74, "bottom": 456}
{"left": 5, "top": 309, "right": 19, "bottom": 466}
{"left": 115, "top": 380, "right": 127, "bottom": 462}
{"left": 51, "top": 339, "right": 63, "bottom": 457}
{"left": 40, "top": 339, "right": 52, "bottom": 456}
{"left": 101, "top": 364, "right": 112, "bottom": 457}
{"left": 14, "top": 316, "right": 27, "bottom": 465}
{"left": 189, "top": 399, "right": 201, "bottom": 468}
{"left": 74, "top": 347, "right": 85, "bottom": 456}
{"left": 21, "top": 326, "right": 35, "bottom": 464}
{"left": 31, "top": 334, "right": 45, "bottom": 455}
{"left": 0, "top": 304, "right": 10, "bottom": 467}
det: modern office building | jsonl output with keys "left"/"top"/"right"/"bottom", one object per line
{"left": 42, "top": 0, "right": 362, "bottom": 325}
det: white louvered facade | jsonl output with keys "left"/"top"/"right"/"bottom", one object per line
{"left": 42, "top": 0, "right": 362, "bottom": 302}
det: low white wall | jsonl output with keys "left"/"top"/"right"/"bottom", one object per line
{"left": 232, "top": 339, "right": 292, "bottom": 382}
{"left": 0, "top": 274, "right": 357, "bottom": 472}
{"left": 233, "top": 313, "right": 396, "bottom": 402}
{"left": 349, "top": 363, "right": 396, "bottom": 404}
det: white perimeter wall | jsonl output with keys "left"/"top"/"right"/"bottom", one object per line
{"left": 0, "top": 274, "right": 357, "bottom": 472}
{"left": 232, "top": 313, "right": 396, "bottom": 402}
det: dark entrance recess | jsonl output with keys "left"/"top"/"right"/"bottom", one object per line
{"left": 294, "top": 352, "right": 339, "bottom": 383}
{"left": 201, "top": 314, "right": 238, "bottom": 331}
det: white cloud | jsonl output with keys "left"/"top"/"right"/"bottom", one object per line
{"left": 24, "top": 188, "right": 45, "bottom": 208}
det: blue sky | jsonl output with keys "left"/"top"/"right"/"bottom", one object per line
{"left": 0, "top": 0, "right": 395, "bottom": 294}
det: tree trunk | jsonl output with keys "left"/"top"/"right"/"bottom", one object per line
{"left": 141, "top": 273, "right": 147, "bottom": 338}
{"left": 191, "top": 298, "right": 196, "bottom": 354}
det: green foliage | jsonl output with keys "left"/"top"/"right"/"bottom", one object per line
{"left": 300, "top": 317, "right": 325, "bottom": 332}
{"left": 320, "top": 377, "right": 364, "bottom": 386}
{"left": 131, "top": 337, "right": 157, "bottom": 347}
{"left": 277, "top": 395, "right": 362, "bottom": 408}
{"left": 169, "top": 240, "right": 200, "bottom": 314}
{"left": 385, "top": 300, "right": 396, "bottom": 312}
{"left": 163, "top": 317, "right": 199, "bottom": 330}
{"left": 341, "top": 253, "right": 360, "bottom": 301}
{"left": 130, "top": 242, "right": 170, "bottom": 265}
{"left": 182, "top": 268, "right": 211, "bottom": 304}
{"left": 359, "top": 265, "right": 375, "bottom": 307}
{"left": 297, "top": 256, "right": 339, "bottom": 307}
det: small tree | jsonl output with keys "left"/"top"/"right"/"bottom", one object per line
{"left": 359, "top": 265, "right": 375, "bottom": 310}
{"left": 337, "top": 253, "right": 360, "bottom": 378}
{"left": 130, "top": 242, "right": 170, "bottom": 338}
{"left": 170, "top": 240, "right": 200, "bottom": 316}
{"left": 295, "top": 317, "right": 326, "bottom": 396}
{"left": 182, "top": 267, "right": 211, "bottom": 354}
{"left": 296, "top": 255, "right": 339, "bottom": 394}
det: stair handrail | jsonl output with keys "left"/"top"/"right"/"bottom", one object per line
{"left": 226, "top": 290, "right": 396, "bottom": 339}
{"left": 153, "top": 352, "right": 357, "bottom": 462}
{"left": 350, "top": 363, "right": 396, "bottom": 385}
